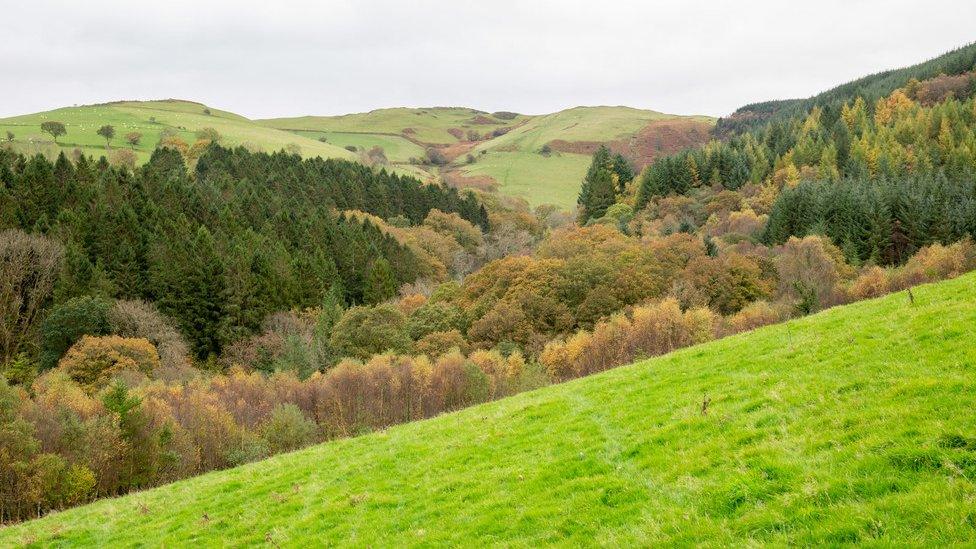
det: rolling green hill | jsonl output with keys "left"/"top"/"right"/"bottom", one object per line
{"left": 259, "top": 107, "right": 531, "bottom": 147}
{"left": 4, "top": 273, "right": 975, "bottom": 546}
{"left": 0, "top": 100, "right": 357, "bottom": 164}
{"left": 263, "top": 106, "right": 715, "bottom": 209}
{"left": 1, "top": 101, "right": 713, "bottom": 210}
{"left": 457, "top": 106, "right": 714, "bottom": 208}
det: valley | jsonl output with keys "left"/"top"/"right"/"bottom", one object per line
{"left": 2, "top": 22, "right": 976, "bottom": 546}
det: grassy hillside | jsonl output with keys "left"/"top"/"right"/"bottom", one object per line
{"left": 472, "top": 106, "right": 695, "bottom": 151}
{"left": 0, "top": 100, "right": 356, "bottom": 164}
{"left": 259, "top": 107, "right": 530, "bottom": 146}
{"left": 262, "top": 106, "right": 714, "bottom": 209}
{"left": 459, "top": 106, "right": 714, "bottom": 208}
{"left": 0, "top": 101, "right": 712, "bottom": 208}
{"left": 5, "top": 273, "right": 975, "bottom": 546}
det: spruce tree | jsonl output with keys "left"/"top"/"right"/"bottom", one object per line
{"left": 363, "top": 258, "right": 396, "bottom": 304}
{"left": 578, "top": 146, "right": 617, "bottom": 224}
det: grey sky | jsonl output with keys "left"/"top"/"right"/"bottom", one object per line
{"left": 2, "top": 0, "right": 974, "bottom": 119}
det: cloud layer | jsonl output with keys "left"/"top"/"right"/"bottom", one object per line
{"left": 2, "top": 0, "right": 974, "bottom": 118}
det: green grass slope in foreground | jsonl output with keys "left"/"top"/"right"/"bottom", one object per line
{"left": 5, "top": 274, "right": 976, "bottom": 546}
{"left": 0, "top": 100, "right": 356, "bottom": 164}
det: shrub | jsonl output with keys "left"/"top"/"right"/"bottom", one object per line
{"left": 492, "top": 111, "right": 519, "bottom": 120}
{"left": 543, "top": 298, "right": 715, "bottom": 382}
{"left": 468, "top": 349, "right": 522, "bottom": 398}
{"left": 429, "top": 352, "right": 489, "bottom": 412}
{"left": 125, "top": 132, "right": 142, "bottom": 148}
{"left": 313, "top": 354, "right": 432, "bottom": 436}
{"left": 57, "top": 335, "right": 160, "bottom": 390}
{"left": 261, "top": 403, "right": 317, "bottom": 453}
{"left": 196, "top": 127, "right": 220, "bottom": 142}
{"left": 849, "top": 266, "right": 890, "bottom": 300}
{"left": 539, "top": 336, "right": 576, "bottom": 381}
{"left": 774, "top": 236, "right": 851, "bottom": 311}
{"left": 726, "top": 300, "right": 786, "bottom": 334}
{"left": 366, "top": 146, "right": 388, "bottom": 165}
{"left": 110, "top": 148, "right": 137, "bottom": 169}
{"left": 893, "top": 239, "right": 976, "bottom": 289}
{"left": 426, "top": 148, "right": 448, "bottom": 166}
{"left": 577, "top": 314, "right": 632, "bottom": 377}
{"left": 626, "top": 298, "right": 714, "bottom": 359}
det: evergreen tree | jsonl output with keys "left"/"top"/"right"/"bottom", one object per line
{"left": 578, "top": 146, "right": 618, "bottom": 224}
{"left": 363, "top": 258, "right": 396, "bottom": 304}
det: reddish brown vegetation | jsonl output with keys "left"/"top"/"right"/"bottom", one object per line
{"left": 909, "top": 71, "right": 976, "bottom": 105}
{"left": 470, "top": 115, "right": 499, "bottom": 125}
{"left": 439, "top": 141, "right": 478, "bottom": 162}
{"left": 442, "top": 170, "right": 498, "bottom": 192}
{"left": 544, "top": 118, "right": 712, "bottom": 169}
{"left": 622, "top": 119, "right": 713, "bottom": 169}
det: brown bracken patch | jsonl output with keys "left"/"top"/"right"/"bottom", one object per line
{"left": 544, "top": 118, "right": 712, "bottom": 169}
{"left": 442, "top": 169, "right": 498, "bottom": 192}
{"left": 471, "top": 115, "right": 500, "bottom": 125}
{"left": 439, "top": 141, "right": 478, "bottom": 162}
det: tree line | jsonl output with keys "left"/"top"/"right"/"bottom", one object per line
{"left": 0, "top": 144, "right": 488, "bottom": 361}
{"left": 632, "top": 69, "right": 976, "bottom": 264}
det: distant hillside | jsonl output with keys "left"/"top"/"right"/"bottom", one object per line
{"left": 259, "top": 107, "right": 530, "bottom": 147}
{"left": 4, "top": 273, "right": 975, "bottom": 545}
{"left": 259, "top": 107, "right": 532, "bottom": 182}
{"left": 455, "top": 106, "right": 714, "bottom": 208}
{"left": 0, "top": 99, "right": 356, "bottom": 164}
{"left": 262, "top": 106, "right": 713, "bottom": 209}
{"left": 0, "top": 101, "right": 712, "bottom": 211}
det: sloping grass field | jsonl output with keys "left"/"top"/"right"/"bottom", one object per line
{"left": 259, "top": 107, "right": 530, "bottom": 146}
{"left": 459, "top": 106, "right": 715, "bottom": 208}
{"left": 4, "top": 273, "right": 975, "bottom": 546}
{"left": 460, "top": 150, "right": 593, "bottom": 208}
{"left": 0, "top": 100, "right": 356, "bottom": 164}
{"left": 2, "top": 101, "right": 712, "bottom": 210}
{"left": 287, "top": 130, "right": 426, "bottom": 162}
{"left": 469, "top": 106, "right": 694, "bottom": 152}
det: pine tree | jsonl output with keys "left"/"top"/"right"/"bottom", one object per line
{"left": 578, "top": 146, "right": 618, "bottom": 224}
{"left": 363, "top": 258, "right": 396, "bottom": 304}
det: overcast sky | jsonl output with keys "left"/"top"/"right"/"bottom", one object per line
{"left": 2, "top": 1, "right": 975, "bottom": 119}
